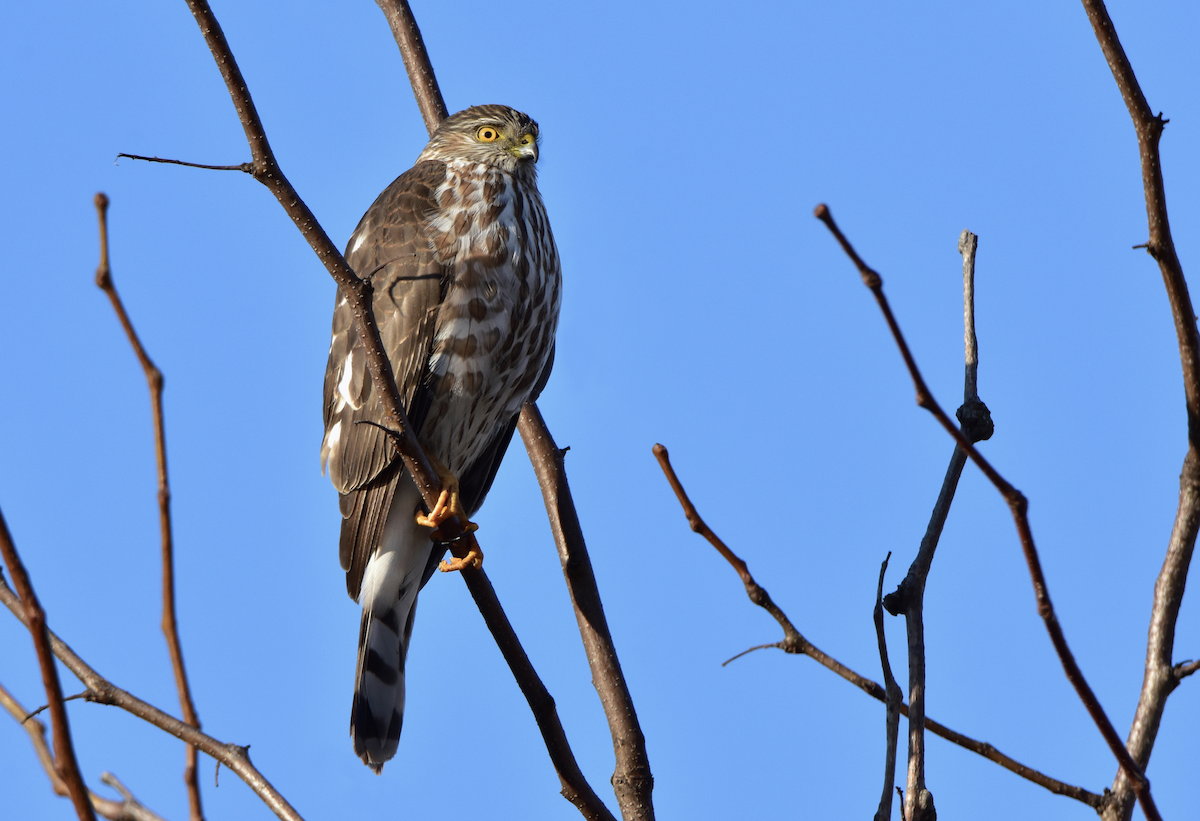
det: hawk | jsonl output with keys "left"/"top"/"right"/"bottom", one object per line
{"left": 320, "top": 105, "right": 561, "bottom": 772}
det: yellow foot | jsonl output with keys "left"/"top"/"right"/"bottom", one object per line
{"left": 438, "top": 536, "right": 483, "bottom": 573}
{"left": 413, "top": 454, "right": 479, "bottom": 551}
{"left": 414, "top": 486, "right": 464, "bottom": 530}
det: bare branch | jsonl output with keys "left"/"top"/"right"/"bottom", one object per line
{"left": 1078, "top": 4, "right": 1198, "bottom": 820}
{"left": 881, "top": 229, "right": 991, "bottom": 821}
{"left": 453, "top": 567, "right": 617, "bottom": 821}
{"left": 93, "top": 193, "right": 205, "bottom": 821}
{"left": 519, "top": 405, "right": 654, "bottom": 820}
{"left": 654, "top": 443, "right": 1103, "bottom": 808}
{"left": 813, "top": 202, "right": 1160, "bottom": 821}
{"left": 959, "top": 231, "right": 980, "bottom": 403}
{"left": 1172, "top": 658, "right": 1200, "bottom": 683}
{"left": 180, "top": 0, "right": 463, "bottom": 555}
{"left": 0, "top": 512, "right": 96, "bottom": 821}
{"left": 22, "top": 691, "right": 90, "bottom": 723}
{"left": 0, "top": 574, "right": 304, "bottom": 821}
{"left": 373, "top": 0, "right": 448, "bottom": 135}
{"left": 356, "top": 6, "right": 630, "bottom": 817}
{"left": 1, "top": 682, "right": 168, "bottom": 821}
{"left": 873, "top": 554, "right": 902, "bottom": 821}
{"left": 116, "top": 153, "right": 251, "bottom": 172}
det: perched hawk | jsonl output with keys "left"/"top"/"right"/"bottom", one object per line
{"left": 320, "top": 105, "right": 561, "bottom": 772}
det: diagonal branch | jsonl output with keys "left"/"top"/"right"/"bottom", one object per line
{"left": 373, "top": 4, "right": 648, "bottom": 816}
{"left": 0, "top": 510, "right": 96, "bottom": 821}
{"left": 0, "top": 572, "right": 305, "bottom": 821}
{"left": 813, "top": 203, "right": 1160, "bottom": 821}
{"left": 373, "top": 0, "right": 448, "bottom": 134}
{"left": 653, "top": 443, "right": 1103, "bottom": 809}
{"left": 1, "top": 681, "right": 168, "bottom": 821}
{"left": 1079, "top": 4, "right": 1199, "bottom": 820}
{"left": 519, "top": 405, "right": 654, "bottom": 821}
{"left": 180, "top": 0, "right": 460, "bottom": 552}
{"left": 179, "top": 2, "right": 615, "bottom": 816}
{"left": 93, "top": 192, "right": 204, "bottom": 821}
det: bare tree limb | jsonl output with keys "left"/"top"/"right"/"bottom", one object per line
{"left": 179, "top": 0, "right": 459, "bottom": 552}
{"left": 519, "top": 405, "right": 654, "bottom": 821}
{"left": 880, "top": 229, "right": 991, "bottom": 821}
{"left": 177, "top": 3, "right": 615, "bottom": 816}
{"left": 813, "top": 203, "right": 1160, "bottom": 821}
{"left": 0, "top": 512, "right": 96, "bottom": 821}
{"left": 872, "top": 554, "right": 902, "bottom": 821}
{"left": 93, "top": 192, "right": 205, "bottom": 821}
{"left": 373, "top": 0, "right": 448, "bottom": 134}
{"left": 0, "top": 574, "right": 304, "bottom": 821}
{"left": 1, "top": 681, "right": 168, "bottom": 821}
{"left": 653, "top": 444, "right": 1103, "bottom": 809}
{"left": 1078, "top": 4, "right": 1198, "bottom": 820}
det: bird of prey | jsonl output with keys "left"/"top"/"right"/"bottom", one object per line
{"left": 320, "top": 105, "right": 561, "bottom": 772}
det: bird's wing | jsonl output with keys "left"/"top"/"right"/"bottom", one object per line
{"left": 321, "top": 160, "right": 449, "bottom": 600}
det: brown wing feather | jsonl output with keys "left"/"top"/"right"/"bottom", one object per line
{"left": 322, "top": 160, "right": 449, "bottom": 600}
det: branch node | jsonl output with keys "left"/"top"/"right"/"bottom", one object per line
{"left": 955, "top": 398, "right": 994, "bottom": 443}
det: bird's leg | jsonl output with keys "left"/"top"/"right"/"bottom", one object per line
{"left": 414, "top": 453, "right": 481, "bottom": 571}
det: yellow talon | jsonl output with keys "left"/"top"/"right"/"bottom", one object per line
{"left": 439, "top": 538, "right": 483, "bottom": 573}
{"left": 413, "top": 455, "right": 479, "bottom": 567}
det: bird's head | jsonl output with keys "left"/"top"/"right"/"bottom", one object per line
{"left": 418, "top": 104, "right": 540, "bottom": 174}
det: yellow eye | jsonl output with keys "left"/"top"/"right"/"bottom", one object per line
{"left": 476, "top": 125, "right": 501, "bottom": 142}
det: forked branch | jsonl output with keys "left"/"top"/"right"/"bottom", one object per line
{"left": 0, "top": 572, "right": 305, "bottom": 821}
{"left": 1, "top": 681, "right": 167, "bottom": 821}
{"left": 178, "top": 1, "right": 616, "bottom": 817}
{"left": 0, "top": 512, "right": 96, "bottom": 821}
{"left": 653, "top": 444, "right": 1102, "bottom": 808}
{"left": 814, "top": 203, "right": 1160, "bottom": 821}
{"left": 1080, "top": 3, "right": 1198, "bottom": 820}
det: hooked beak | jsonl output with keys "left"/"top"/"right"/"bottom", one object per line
{"left": 510, "top": 140, "right": 538, "bottom": 163}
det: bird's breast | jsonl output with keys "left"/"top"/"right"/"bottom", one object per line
{"left": 420, "top": 162, "right": 561, "bottom": 471}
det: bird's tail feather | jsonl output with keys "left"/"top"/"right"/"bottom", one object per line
{"left": 351, "top": 480, "right": 431, "bottom": 773}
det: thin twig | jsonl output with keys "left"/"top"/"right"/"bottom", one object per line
{"left": 813, "top": 202, "right": 1160, "bottom": 821}
{"left": 873, "top": 554, "right": 902, "bottom": 821}
{"left": 653, "top": 444, "right": 1103, "bottom": 808}
{"left": 116, "top": 153, "right": 251, "bottom": 172}
{"left": 23, "top": 691, "right": 90, "bottom": 723}
{"left": 1079, "top": 4, "right": 1198, "bottom": 820}
{"left": 0, "top": 574, "right": 304, "bottom": 821}
{"left": 1, "top": 681, "right": 169, "bottom": 821}
{"left": 1173, "top": 658, "right": 1200, "bottom": 682}
{"left": 519, "top": 404, "right": 654, "bottom": 821}
{"left": 0, "top": 513, "right": 96, "bottom": 821}
{"left": 93, "top": 192, "right": 205, "bottom": 821}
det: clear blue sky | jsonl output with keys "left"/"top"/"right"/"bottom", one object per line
{"left": 2, "top": 2, "right": 1196, "bottom": 819}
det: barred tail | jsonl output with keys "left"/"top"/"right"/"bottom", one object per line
{"left": 350, "top": 481, "right": 431, "bottom": 773}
